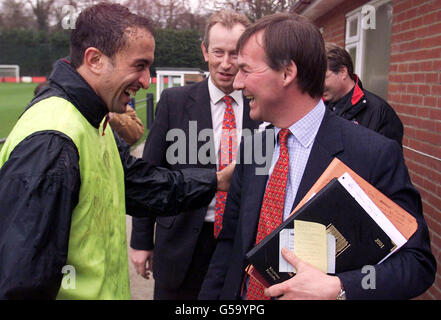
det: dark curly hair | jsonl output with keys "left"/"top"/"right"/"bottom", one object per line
{"left": 325, "top": 43, "right": 356, "bottom": 81}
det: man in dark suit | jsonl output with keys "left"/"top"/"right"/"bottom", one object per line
{"left": 199, "top": 13, "right": 436, "bottom": 300}
{"left": 129, "top": 10, "right": 260, "bottom": 299}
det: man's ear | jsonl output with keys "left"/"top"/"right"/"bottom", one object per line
{"left": 282, "top": 60, "right": 297, "bottom": 87}
{"left": 201, "top": 42, "right": 209, "bottom": 62}
{"left": 82, "top": 47, "right": 105, "bottom": 75}
{"left": 339, "top": 66, "right": 349, "bottom": 80}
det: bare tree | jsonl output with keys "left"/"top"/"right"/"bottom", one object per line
{"left": 26, "top": 0, "right": 56, "bottom": 32}
{"left": 122, "top": 0, "right": 157, "bottom": 25}
{"left": 0, "top": 0, "right": 35, "bottom": 29}
{"left": 0, "top": 0, "right": 226, "bottom": 32}
{"left": 150, "top": 0, "right": 189, "bottom": 29}
{"left": 220, "top": 0, "right": 294, "bottom": 21}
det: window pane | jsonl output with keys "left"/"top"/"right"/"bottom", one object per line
{"left": 349, "top": 18, "right": 358, "bottom": 38}
{"left": 348, "top": 46, "right": 357, "bottom": 73}
{"left": 361, "top": 1, "right": 393, "bottom": 100}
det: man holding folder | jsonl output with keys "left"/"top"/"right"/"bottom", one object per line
{"left": 199, "top": 13, "right": 436, "bottom": 300}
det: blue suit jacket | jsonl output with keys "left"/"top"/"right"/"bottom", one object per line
{"left": 199, "top": 110, "right": 436, "bottom": 300}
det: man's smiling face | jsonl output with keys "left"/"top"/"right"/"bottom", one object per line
{"left": 100, "top": 27, "right": 155, "bottom": 113}
{"left": 202, "top": 22, "right": 246, "bottom": 94}
{"left": 233, "top": 31, "right": 286, "bottom": 123}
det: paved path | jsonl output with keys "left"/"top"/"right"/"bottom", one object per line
{"left": 128, "top": 142, "right": 154, "bottom": 300}
{"left": 126, "top": 215, "right": 154, "bottom": 300}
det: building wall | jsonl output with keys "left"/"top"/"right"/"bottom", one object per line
{"left": 315, "top": 0, "right": 370, "bottom": 46}
{"left": 314, "top": 0, "right": 441, "bottom": 299}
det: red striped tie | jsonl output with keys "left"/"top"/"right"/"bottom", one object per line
{"left": 214, "top": 96, "right": 237, "bottom": 238}
{"left": 246, "top": 128, "right": 290, "bottom": 300}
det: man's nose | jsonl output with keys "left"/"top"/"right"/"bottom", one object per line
{"left": 139, "top": 69, "right": 150, "bottom": 89}
{"left": 221, "top": 55, "right": 232, "bottom": 69}
{"left": 233, "top": 70, "right": 244, "bottom": 90}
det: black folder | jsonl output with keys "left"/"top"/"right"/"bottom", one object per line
{"left": 246, "top": 178, "right": 397, "bottom": 287}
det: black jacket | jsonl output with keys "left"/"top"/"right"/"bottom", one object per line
{"left": 0, "top": 58, "right": 217, "bottom": 299}
{"left": 326, "top": 77, "right": 403, "bottom": 147}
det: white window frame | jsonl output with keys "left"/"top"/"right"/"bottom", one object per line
{"left": 345, "top": 12, "right": 361, "bottom": 44}
{"left": 345, "top": 0, "right": 393, "bottom": 81}
{"left": 345, "top": 11, "right": 364, "bottom": 79}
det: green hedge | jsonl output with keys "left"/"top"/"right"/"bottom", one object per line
{"left": 0, "top": 29, "right": 70, "bottom": 77}
{"left": 153, "top": 28, "right": 206, "bottom": 71}
{"left": 0, "top": 28, "right": 207, "bottom": 77}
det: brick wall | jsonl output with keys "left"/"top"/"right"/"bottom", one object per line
{"left": 389, "top": 0, "right": 441, "bottom": 300}
{"left": 314, "top": 0, "right": 441, "bottom": 299}
{"left": 315, "top": 0, "right": 370, "bottom": 46}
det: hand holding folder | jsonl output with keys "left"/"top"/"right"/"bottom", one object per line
{"left": 264, "top": 247, "right": 343, "bottom": 300}
{"left": 246, "top": 158, "right": 418, "bottom": 288}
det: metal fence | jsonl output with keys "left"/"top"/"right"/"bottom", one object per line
{"left": 133, "top": 93, "right": 155, "bottom": 130}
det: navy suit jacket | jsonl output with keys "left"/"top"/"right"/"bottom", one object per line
{"left": 199, "top": 109, "right": 436, "bottom": 300}
{"left": 130, "top": 78, "right": 260, "bottom": 289}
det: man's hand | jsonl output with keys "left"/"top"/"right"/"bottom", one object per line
{"left": 264, "top": 248, "right": 342, "bottom": 300}
{"left": 129, "top": 248, "right": 154, "bottom": 279}
{"left": 216, "top": 161, "right": 236, "bottom": 192}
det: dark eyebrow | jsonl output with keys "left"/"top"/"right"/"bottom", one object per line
{"left": 238, "top": 62, "right": 248, "bottom": 70}
{"left": 134, "top": 59, "right": 151, "bottom": 66}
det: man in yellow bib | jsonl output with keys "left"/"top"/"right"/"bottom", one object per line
{"left": 0, "top": 3, "right": 232, "bottom": 300}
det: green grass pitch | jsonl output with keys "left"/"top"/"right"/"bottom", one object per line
{"left": 0, "top": 83, "right": 39, "bottom": 139}
{"left": 0, "top": 82, "right": 156, "bottom": 150}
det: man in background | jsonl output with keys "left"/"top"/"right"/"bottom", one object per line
{"left": 324, "top": 43, "right": 403, "bottom": 146}
{"left": 130, "top": 10, "right": 260, "bottom": 299}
